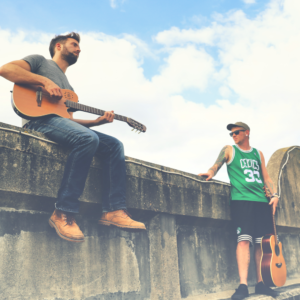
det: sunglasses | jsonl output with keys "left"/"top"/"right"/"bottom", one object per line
{"left": 230, "top": 130, "right": 246, "bottom": 137}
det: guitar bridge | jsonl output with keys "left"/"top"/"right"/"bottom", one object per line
{"left": 36, "top": 87, "right": 42, "bottom": 107}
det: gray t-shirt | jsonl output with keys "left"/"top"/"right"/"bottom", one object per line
{"left": 22, "top": 54, "right": 74, "bottom": 126}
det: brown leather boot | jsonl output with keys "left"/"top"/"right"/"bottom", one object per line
{"left": 99, "top": 210, "right": 146, "bottom": 230}
{"left": 49, "top": 209, "right": 84, "bottom": 242}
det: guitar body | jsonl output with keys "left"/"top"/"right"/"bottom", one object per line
{"left": 261, "top": 234, "right": 287, "bottom": 287}
{"left": 12, "top": 84, "right": 78, "bottom": 120}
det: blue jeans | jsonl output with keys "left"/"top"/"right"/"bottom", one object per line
{"left": 25, "top": 116, "right": 127, "bottom": 214}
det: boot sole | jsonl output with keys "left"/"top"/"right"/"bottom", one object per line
{"left": 98, "top": 220, "right": 146, "bottom": 230}
{"left": 49, "top": 219, "right": 85, "bottom": 243}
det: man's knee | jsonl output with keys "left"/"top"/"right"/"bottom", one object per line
{"left": 80, "top": 131, "right": 99, "bottom": 150}
{"left": 110, "top": 137, "right": 124, "bottom": 151}
{"left": 238, "top": 240, "right": 251, "bottom": 248}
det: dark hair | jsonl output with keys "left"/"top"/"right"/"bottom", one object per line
{"left": 49, "top": 32, "right": 80, "bottom": 58}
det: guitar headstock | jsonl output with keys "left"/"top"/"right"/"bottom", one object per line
{"left": 127, "top": 118, "right": 147, "bottom": 133}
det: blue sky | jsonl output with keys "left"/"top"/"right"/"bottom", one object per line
{"left": 0, "top": 0, "right": 270, "bottom": 106}
{"left": 0, "top": 0, "right": 269, "bottom": 39}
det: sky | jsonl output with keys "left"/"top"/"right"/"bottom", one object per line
{"left": 0, "top": 0, "right": 299, "bottom": 183}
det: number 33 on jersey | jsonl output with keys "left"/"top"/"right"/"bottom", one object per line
{"left": 227, "top": 145, "right": 268, "bottom": 203}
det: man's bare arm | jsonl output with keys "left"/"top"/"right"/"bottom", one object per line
{"left": 260, "top": 151, "right": 279, "bottom": 215}
{"left": 0, "top": 60, "right": 62, "bottom": 98}
{"left": 70, "top": 111, "right": 115, "bottom": 128}
{"left": 198, "top": 146, "right": 231, "bottom": 181}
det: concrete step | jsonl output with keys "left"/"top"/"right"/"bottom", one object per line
{"left": 186, "top": 280, "right": 300, "bottom": 300}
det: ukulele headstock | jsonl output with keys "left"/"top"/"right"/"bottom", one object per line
{"left": 127, "top": 118, "right": 147, "bottom": 133}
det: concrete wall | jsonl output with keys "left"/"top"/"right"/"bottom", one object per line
{"left": 0, "top": 121, "right": 299, "bottom": 300}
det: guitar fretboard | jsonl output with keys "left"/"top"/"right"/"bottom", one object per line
{"left": 65, "top": 100, "right": 127, "bottom": 122}
{"left": 272, "top": 211, "right": 278, "bottom": 245}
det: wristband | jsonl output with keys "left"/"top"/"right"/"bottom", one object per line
{"left": 271, "top": 193, "right": 279, "bottom": 199}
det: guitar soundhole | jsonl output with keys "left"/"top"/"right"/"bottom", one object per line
{"left": 63, "top": 91, "right": 73, "bottom": 100}
{"left": 276, "top": 263, "right": 282, "bottom": 268}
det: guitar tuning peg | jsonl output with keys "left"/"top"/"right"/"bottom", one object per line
{"left": 131, "top": 129, "right": 134, "bottom": 131}
{"left": 138, "top": 131, "right": 141, "bottom": 134}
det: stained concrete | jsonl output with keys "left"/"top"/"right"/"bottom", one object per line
{"left": 0, "top": 207, "right": 151, "bottom": 300}
{"left": 0, "top": 122, "right": 300, "bottom": 299}
{"left": 0, "top": 122, "right": 231, "bottom": 220}
{"left": 267, "top": 146, "right": 300, "bottom": 228}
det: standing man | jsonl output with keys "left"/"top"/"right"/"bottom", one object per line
{"left": 198, "top": 122, "right": 280, "bottom": 300}
{"left": 0, "top": 32, "right": 146, "bottom": 243}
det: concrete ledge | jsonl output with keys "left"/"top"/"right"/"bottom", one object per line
{"left": 0, "top": 121, "right": 231, "bottom": 220}
{"left": 0, "top": 122, "right": 300, "bottom": 299}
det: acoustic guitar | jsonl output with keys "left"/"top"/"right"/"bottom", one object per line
{"left": 11, "top": 84, "right": 146, "bottom": 133}
{"left": 260, "top": 186, "right": 286, "bottom": 287}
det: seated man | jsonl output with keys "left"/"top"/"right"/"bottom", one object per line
{"left": 0, "top": 32, "right": 146, "bottom": 243}
{"left": 199, "top": 122, "right": 280, "bottom": 299}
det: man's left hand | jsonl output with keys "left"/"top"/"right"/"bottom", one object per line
{"left": 269, "top": 197, "right": 279, "bottom": 215}
{"left": 94, "top": 111, "right": 115, "bottom": 126}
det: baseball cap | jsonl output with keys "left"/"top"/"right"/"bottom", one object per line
{"left": 227, "top": 122, "right": 250, "bottom": 131}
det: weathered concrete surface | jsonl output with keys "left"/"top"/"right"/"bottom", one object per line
{"left": 0, "top": 122, "right": 300, "bottom": 299}
{"left": 186, "top": 280, "right": 300, "bottom": 299}
{"left": 0, "top": 207, "right": 151, "bottom": 300}
{"left": 267, "top": 146, "right": 300, "bottom": 228}
{"left": 0, "top": 121, "right": 231, "bottom": 220}
{"left": 149, "top": 214, "right": 181, "bottom": 300}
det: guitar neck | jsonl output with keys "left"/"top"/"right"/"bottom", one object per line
{"left": 272, "top": 209, "right": 278, "bottom": 245}
{"left": 66, "top": 100, "right": 127, "bottom": 122}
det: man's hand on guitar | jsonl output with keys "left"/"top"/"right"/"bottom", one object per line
{"left": 269, "top": 197, "right": 279, "bottom": 215}
{"left": 94, "top": 111, "right": 115, "bottom": 126}
{"left": 263, "top": 186, "right": 279, "bottom": 215}
{"left": 44, "top": 79, "right": 62, "bottom": 100}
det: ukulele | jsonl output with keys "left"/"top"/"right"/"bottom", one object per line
{"left": 260, "top": 186, "right": 287, "bottom": 287}
{"left": 11, "top": 84, "right": 146, "bottom": 133}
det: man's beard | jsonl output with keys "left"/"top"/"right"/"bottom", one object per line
{"left": 61, "top": 47, "right": 78, "bottom": 66}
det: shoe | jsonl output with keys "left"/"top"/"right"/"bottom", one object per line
{"left": 49, "top": 209, "right": 84, "bottom": 243}
{"left": 99, "top": 210, "right": 146, "bottom": 230}
{"left": 255, "top": 281, "right": 280, "bottom": 297}
{"left": 231, "top": 284, "right": 249, "bottom": 300}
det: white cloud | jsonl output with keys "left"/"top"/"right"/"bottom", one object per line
{"left": 110, "top": 0, "right": 117, "bottom": 8}
{"left": 151, "top": 46, "right": 214, "bottom": 94}
{"left": 155, "top": 26, "right": 215, "bottom": 47}
{"left": 243, "top": 0, "right": 256, "bottom": 4}
{"left": 1, "top": 0, "right": 300, "bottom": 183}
{"left": 109, "top": 0, "right": 126, "bottom": 9}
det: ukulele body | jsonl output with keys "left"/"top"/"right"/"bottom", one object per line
{"left": 261, "top": 234, "right": 287, "bottom": 287}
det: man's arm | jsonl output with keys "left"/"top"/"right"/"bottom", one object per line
{"left": 198, "top": 145, "right": 231, "bottom": 181}
{"left": 0, "top": 60, "right": 62, "bottom": 98}
{"left": 70, "top": 111, "right": 115, "bottom": 128}
{"left": 1, "top": 60, "right": 115, "bottom": 125}
{"left": 259, "top": 151, "right": 279, "bottom": 215}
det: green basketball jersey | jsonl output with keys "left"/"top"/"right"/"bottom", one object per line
{"left": 226, "top": 145, "right": 268, "bottom": 203}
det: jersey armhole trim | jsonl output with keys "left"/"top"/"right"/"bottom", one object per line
{"left": 257, "top": 149, "right": 262, "bottom": 164}
{"left": 227, "top": 145, "right": 235, "bottom": 165}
